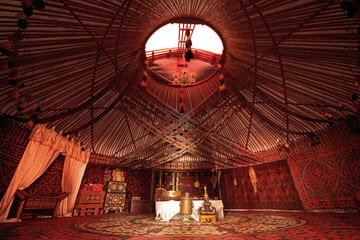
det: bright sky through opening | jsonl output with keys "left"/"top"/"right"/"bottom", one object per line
{"left": 145, "top": 23, "right": 223, "bottom": 54}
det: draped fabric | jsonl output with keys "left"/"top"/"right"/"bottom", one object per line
{"left": 0, "top": 125, "right": 90, "bottom": 222}
{"left": 56, "top": 148, "right": 89, "bottom": 217}
{"left": 0, "top": 125, "right": 60, "bottom": 221}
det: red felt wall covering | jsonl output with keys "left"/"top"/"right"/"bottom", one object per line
{"left": 26, "top": 155, "right": 64, "bottom": 197}
{"left": 0, "top": 118, "right": 30, "bottom": 196}
{"left": 221, "top": 160, "right": 304, "bottom": 210}
{"left": 288, "top": 141, "right": 360, "bottom": 210}
{"left": 124, "top": 169, "right": 152, "bottom": 210}
{"left": 81, "top": 164, "right": 106, "bottom": 184}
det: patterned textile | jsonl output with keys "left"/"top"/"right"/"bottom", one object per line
{"left": 0, "top": 211, "right": 359, "bottom": 239}
{"left": 125, "top": 170, "right": 152, "bottom": 211}
{"left": 26, "top": 155, "right": 64, "bottom": 197}
{"left": 76, "top": 213, "right": 306, "bottom": 236}
{"left": 0, "top": 119, "right": 30, "bottom": 195}
{"left": 0, "top": 140, "right": 25, "bottom": 195}
{"left": 221, "top": 160, "right": 303, "bottom": 210}
{"left": 81, "top": 164, "right": 106, "bottom": 185}
{"left": 288, "top": 143, "right": 360, "bottom": 210}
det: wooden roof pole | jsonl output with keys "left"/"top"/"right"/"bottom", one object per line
{"left": 238, "top": 0, "right": 258, "bottom": 150}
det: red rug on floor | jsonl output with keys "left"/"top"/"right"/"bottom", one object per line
{"left": 0, "top": 211, "right": 359, "bottom": 239}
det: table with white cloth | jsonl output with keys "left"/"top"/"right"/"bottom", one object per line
{"left": 155, "top": 200, "right": 224, "bottom": 221}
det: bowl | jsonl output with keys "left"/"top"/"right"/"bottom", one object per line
{"left": 164, "top": 190, "right": 181, "bottom": 201}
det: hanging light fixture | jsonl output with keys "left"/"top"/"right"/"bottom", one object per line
{"left": 184, "top": 28, "right": 194, "bottom": 63}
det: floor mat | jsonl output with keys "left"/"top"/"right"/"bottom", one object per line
{"left": 75, "top": 213, "right": 306, "bottom": 237}
{"left": 0, "top": 211, "right": 359, "bottom": 239}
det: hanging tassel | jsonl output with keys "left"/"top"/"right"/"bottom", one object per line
{"left": 249, "top": 166, "right": 257, "bottom": 193}
{"left": 179, "top": 102, "right": 186, "bottom": 113}
{"left": 219, "top": 83, "right": 226, "bottom": 92}
{"left": 17, "top": 13, "right": 28, "bottom": 29}
{"left": 179, "top": 96, "right": 186, "bottom": 113}
{"left": 218, "top": 74, "right": 224, "bottom": 80}
{"left": 194, "top": 172, "right": 200, "bottom": 188}
{"left": 22, "top": 5, "right": 33, "bottom": 17}
{"left": 185, "top": 49, "right": 193, "bottom": 62}
{"left": 233, "top": 169, "right": 238, "bottom": 186}
{"left": 32, "top": 0, "right": 46, "bottom": 10}
{"left": 140, "top": 73, "right": 147, "bottom": 88}
{"left": 35, "top": 105, "right": 41, "bottom": 113}
{"left": 26, "top": 119, "right": 34, "bottom": 128}
{"left": 219, "top": 78, "right": 226, "bottom": 92}
{"left": 233, "top": 177, "right": 238, "bottom": 186}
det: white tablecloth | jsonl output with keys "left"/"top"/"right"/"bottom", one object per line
{"left": 155, "top": 200, "right": 224, "bottom": 221}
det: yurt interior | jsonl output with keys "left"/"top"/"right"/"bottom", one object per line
{"left": 0, "top": 0, "right": 359, "bottom": 239}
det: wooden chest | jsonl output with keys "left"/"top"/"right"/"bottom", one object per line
{"left": 199, "top": 214, "right": 216, "bottom": 223}
{"left": 74, "top": 190, "right": 105, "bottom": 216}
{"left": 104, "top": 181, "right": 126, "bottom": 213}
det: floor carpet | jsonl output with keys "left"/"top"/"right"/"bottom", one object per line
{"left": 0, "top": 211, "right": 359, "bottom": 239}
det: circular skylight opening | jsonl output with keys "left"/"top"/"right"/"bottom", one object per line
{"left": 146, "top": 23, "right": 224, "bottom": 54}
{"left": 144, "top": 23, "right": 224, "bottom": 86}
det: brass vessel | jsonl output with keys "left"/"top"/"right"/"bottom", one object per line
{"left": 180, "top": 192, "right": 193, "bottom": 216}
{"left": 164, "top": 190, "right": 180, "bottom": 201}
{"left": 154, "top": 188, "right": 166, "bottom": 201}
